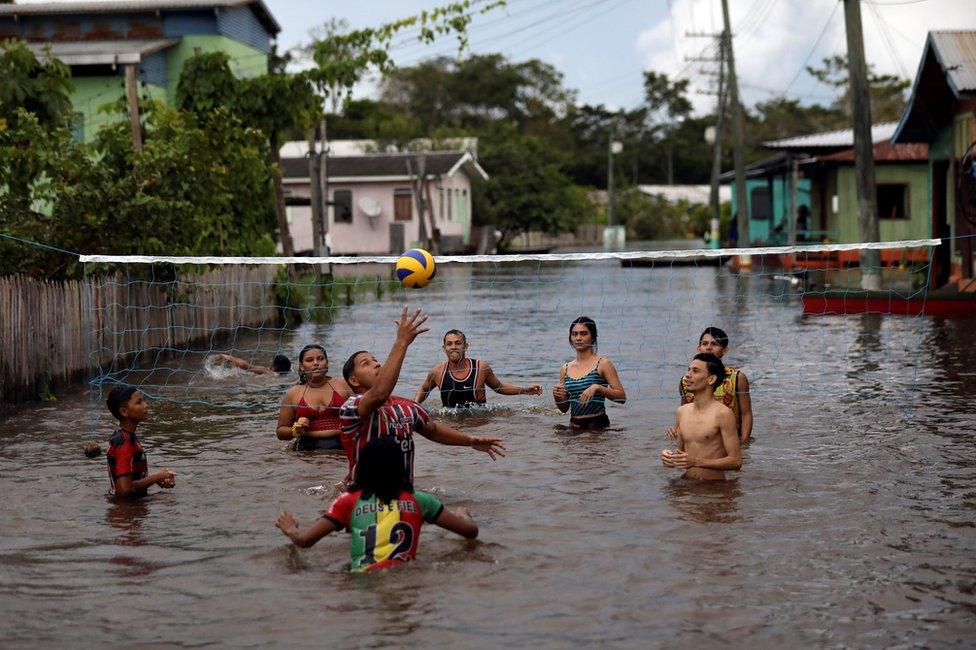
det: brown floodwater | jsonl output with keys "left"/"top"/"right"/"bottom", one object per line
{"left": 1, "top": 261, "right": 975, "bottom": 647}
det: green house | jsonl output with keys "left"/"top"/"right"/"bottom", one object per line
{"left": 724, "top": 122, "right": 930, "bottom": 248}
{"left": 0, "top": 0, "right": 280, "bottom": 140}
{"left": 891, "top": 30, "right": 976, "bottom": 287}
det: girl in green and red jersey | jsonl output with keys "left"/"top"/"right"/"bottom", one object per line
{"left": 275, "top": 436, "right": 478, "bottom": 572}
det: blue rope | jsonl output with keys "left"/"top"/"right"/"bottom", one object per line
{"left": 0, "top": 231, "right": 80, "bottom": 257}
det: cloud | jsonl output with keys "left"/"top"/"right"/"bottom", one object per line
{"left": 635, "top": 0, "right": 976, "bottom": 115}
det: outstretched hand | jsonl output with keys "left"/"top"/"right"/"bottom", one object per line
{"left": 394, "top": 306, "right": 430, "bottom": 345}
{"left": 470, "top": 436, "right": 506, "bottom": 460}
{"left": 276, "top": 510, "right": 298, "bottom": 537}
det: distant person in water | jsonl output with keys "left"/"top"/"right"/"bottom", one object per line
{"left": 415, "top": 329, "right": 542, "bottom": 408}
{"left": 662, "top": 353, "right": 741, "bottom": 481}
{"left": 276, "top": 436, "right": 478, "bottom": 572}
{"left": 215, "top": 352, "right": 291, "bottom": 376}
{"left": 104, "top": 386, "right": 176, "bottom": 498}
{"left": 552, "top": 316, "right": 626, "bottom": 429}
{"left": 669, "top": 327, "right": 753, "bottom": 443}
{"left": 275, "top": 344, "right": 352, "bottom": 451}
{"left": 340, "top": 307, "right": 506, "bottom": 483}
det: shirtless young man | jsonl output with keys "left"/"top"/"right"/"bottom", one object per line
{"left": 415, "top": 329, "right": 542, "bottom": 408}
{"left": 661, "top": 353, "right": 742, "bottom": 481}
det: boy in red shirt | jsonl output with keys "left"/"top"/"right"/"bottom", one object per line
{"left": 105, "top": 386, "right": 176, "bottom": 498}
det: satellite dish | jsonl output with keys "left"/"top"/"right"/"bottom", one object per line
{"left": 358, "top": 196, "right": 382, "bottom": 219}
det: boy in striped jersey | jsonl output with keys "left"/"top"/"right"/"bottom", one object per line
{"left": 339, "top": 307, "right": 506, "bottom": 483}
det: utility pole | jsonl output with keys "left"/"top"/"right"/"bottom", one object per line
{"left": 708, "top": 36, "right": 726, "bottom": 249}
{"left": 843, "top": 0, "right": 882, "bottom": 290}
{"left": 319, "top": 117, "right": 329, "bottom": 258}
{"left": 307, "top": 128, "right": 324, "bottom": 258}
{"left": 607, "top": 132, "right": 616, "bottom": 228}
{"left": 124, "top": 64, "right": 142, "bottom": 152}
{"left": 720, "top": 0, "right": 749, "bottom": 256}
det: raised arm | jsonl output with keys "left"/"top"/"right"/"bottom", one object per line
{"left": 358, "top": 307, "right": 429, "bottom": 417}
{"left": 484, "top": 364, "right": 542, "bottom": 396}
{"left": 690, "top": 410, "right": 741, "bottom": 471}
{"left": 434, "top": 506, "right": 478, "bottom": 539}
{"left": 418, "top": 421, "right": 506, "bottom": 460}
{"left": 415, "top": 366, "right": 440, "bottom": 404}
{"left": 737, "top": 372, "right": 753, "bottom": 443}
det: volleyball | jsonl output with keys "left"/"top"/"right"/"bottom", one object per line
{"left": 395, "top": 248, "right": 436, "bottom": 288}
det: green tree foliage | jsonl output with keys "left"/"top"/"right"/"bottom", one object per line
{"left": 474, "top": 128, "right": 592, "bottom": 250}
{"left": 617, "top": 187, "right": 727, "bottom": 242}
{"left": 806, "top": 55, "right": 910, "bottom": 123}
{"left": 0, "top": 41, "right": 277, "bottom": 278}
{"left": 0, "top": 39, "right": 74, "bottom": 128}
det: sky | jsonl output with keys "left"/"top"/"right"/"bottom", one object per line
{"left": 18, "top": 0, "right": 976, "bottom": 115}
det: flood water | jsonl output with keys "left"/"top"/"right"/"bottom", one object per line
{"left": 1, "top": 260, "right": 975, "bottom": 647}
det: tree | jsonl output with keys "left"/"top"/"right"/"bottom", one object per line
{"left": 0, "top": 39, "right": 74, "bottom": 128}
{"left": 806, "top": 54, "right": 910, "bottom": 123}
{"left": 643, "top": 71, "right": 692, "bottom": 185}
{"left": 474, "top": 128, "right": 592, "bottom": 250}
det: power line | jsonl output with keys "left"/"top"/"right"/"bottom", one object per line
{"left": 780, "top": 0, "right": 841, "bottom": 98}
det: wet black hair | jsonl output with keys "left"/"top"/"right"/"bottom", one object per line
{"left": 343, "top": 350, "right": 370, "bottom": 384}
{"left": 569, "top": 316, "right": 598, "bottom": 349}
{"left": 106, "top": 385, "right": 138, "bottom": 421}
{"left": 443, "top": 329, "right": 467, "bottom": 345}
{"left": 297, "top": 344, "right": 327, "bottom": 384}
{"left": 348, "top": 436, "right": 412, "bottom": 503}
{"left": 699, "top": 327, "right": 730, "bottom": 349}
{"left": 693, "top": 352, "right": 726, "bottom": 390}
{"left": 272, "top": 354, "right": 291, "bottom": 373}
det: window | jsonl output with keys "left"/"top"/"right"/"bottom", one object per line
{"left": 71, "top": 112, "right": 85, "bottom": 141}
{"left": 461, "top": 189, "right": 468, "bottom": 220}
{"left": 439, "top": 188, "right": 444, "bottom": 220}
{"left": 750, "top": 187, "right": 771, "bottom": 221}
{"left": 394, "top": 189, "right": 413, "bottom": 221}
{"left": 333, "top": 190, "right": 352, "bottom": 224}
{"left": 877, "top": 184, "right": 909, "bottom": 220}
{"left": 448, "top": 189, "right": 454, "bottom": 221}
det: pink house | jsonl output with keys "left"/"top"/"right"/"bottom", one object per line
{"left": 280, "top": 150, "right": 489, "bottom": 255}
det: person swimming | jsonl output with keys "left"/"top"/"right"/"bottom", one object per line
{"left": 275, "top": 344, "right": 352, "bottom": 451}
{"left": 552, "top": 317, "right": 626, "bottom": 429}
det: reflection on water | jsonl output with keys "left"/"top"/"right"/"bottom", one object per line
{"left": 1, "top": 264, "right": 975, "bottom": 646}
{"left": 663, "top": 477, "right": 743, "bottom": 525}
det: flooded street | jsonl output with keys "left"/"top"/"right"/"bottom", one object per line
{"left": 1, "top": 261, "right": 975, "bottom": 647}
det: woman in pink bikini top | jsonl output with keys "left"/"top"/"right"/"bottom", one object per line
{"left": 275, "top": 344, "right": 353, "bottom": 451}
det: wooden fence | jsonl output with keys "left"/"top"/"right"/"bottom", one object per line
{"left": 0, "top": 267, "right": 279, "bottom": 407}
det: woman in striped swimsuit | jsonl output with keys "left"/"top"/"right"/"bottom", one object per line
{"left": 552, "top": 317, "right": 627, "bottom": 429}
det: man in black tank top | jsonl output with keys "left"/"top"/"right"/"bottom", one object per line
{"left": 415, "top": 330, "right": 542, "bottom": 408}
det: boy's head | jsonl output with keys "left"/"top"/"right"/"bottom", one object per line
{"left": 353, "top": 436, "right": 411, "bottom": 503}
{"left": 272, "top": 354, "right": 291, "bottom": 373}
{"left": 342, "top": 350, "right": 380, "bottom": 393}
{"left": 686, "top": 353, "right": 726, "bottom": 393}
{"left": 106, "top": 386, "right": 149, "bottom": 423}
{"left": 442, "top": 330, "right": 468, "bottom": 362}
{"left": 697, "top": 327, "right": 730, "bottom": 358}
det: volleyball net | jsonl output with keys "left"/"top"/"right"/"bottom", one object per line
{"left": 78, "top": 238, "right": 944, "bottom": 425}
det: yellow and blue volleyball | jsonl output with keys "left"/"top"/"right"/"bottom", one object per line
{"left": 395, "top": 248, "right": 436, "bottom": 288}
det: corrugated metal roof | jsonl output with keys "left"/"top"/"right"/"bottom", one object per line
{"left": 28, "top": 38, "right": 178, "bottom": 65}
{"left": 637, "top": 185, "right": 731, "bottom": 205}
{"left": 818, "top": 141, "right": 929, "bottom": 163}
{"left": 764, "top": 122, "right": 898, "bottom": 149}
{"left": 930, "top": 31, "right": 976, "bottom": 93}
{"left": 0, "top": 0, "right": 280, "bottom": 34}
